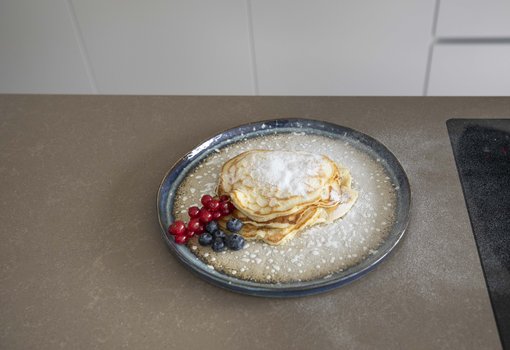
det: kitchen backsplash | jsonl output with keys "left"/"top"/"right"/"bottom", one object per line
{"left": 0, "top": 0, "right": 509, "bottom": 95}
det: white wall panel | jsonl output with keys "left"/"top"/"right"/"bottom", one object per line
{"left": 250, "top": 0, "right": 436, "bottom": 95}
{"left": 71, "top": 0, "right": 254, "bottom": 94}
{"left": 437, "top": 0, "right": 510, "bottom": 38}
{"left": 0, "top": 0, "right": 94, "bottom": 93}
{"left": 428, "top": 44, "right": 510, "bottom": 95}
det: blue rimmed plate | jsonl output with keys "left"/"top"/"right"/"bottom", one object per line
{"left": 157, "top": 119, "right": 411, "bottom": 297}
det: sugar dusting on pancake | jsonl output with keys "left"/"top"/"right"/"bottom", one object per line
{"left": 248, "top": 150, "right": 323, "bottom": 197}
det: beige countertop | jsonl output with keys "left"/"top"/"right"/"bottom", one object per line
{"left": 1, "top": 95, "right": 507, "bottom": 349}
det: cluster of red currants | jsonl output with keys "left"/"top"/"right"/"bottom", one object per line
{"left": 167, "top": 194, "right": 235, "bottom": 244}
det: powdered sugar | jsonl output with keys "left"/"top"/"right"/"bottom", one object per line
{"left": 247, "top": 151, "right": 324, "bottom": 197}
{"left": 330, "top": 189, "right": 341, "bottom": 201}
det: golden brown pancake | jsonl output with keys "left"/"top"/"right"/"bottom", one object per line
{"left": 217, "top": 150, "right": 358, "bottom": 245}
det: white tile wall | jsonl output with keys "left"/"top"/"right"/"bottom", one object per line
{"left": 250, "top": 0, "right": 436, "bottom": 95}
{"left": 0, "top": 0, "right": 93, "bottom": 93}
{"left": 437, "top": 0, "right": 510, "bottom": 38}
{"left": 427, "top": 44, "right": 510, "bottom": 96}
{"left": 71, "top": 0, "right": 254, "bottom": 94}
{"left": 1, "top": 0, "right": 509, "bottom": 95}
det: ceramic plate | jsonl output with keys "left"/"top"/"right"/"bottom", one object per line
{"left": 157, "top": 119, "right": 410, "bottom": 297}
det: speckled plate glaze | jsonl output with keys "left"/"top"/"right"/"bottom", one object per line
{"left": 157, "top": 119, "right": 411, "bottom": 297}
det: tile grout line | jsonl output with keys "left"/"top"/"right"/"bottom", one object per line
{"left": 65, "top": 0, "right": 98, "bottom": 93}
{"left": 436, "top": 37, "right": 510, "bottom": 44}
{"left": 431, "top": 0, "right": 441, "bottom": 37}
{"left": 246, "top": 0, "right": 259, "bottom": 95}
{"left": 423, "top": 0, "right": 441, "bottom": 96}
{"left": 422, "top": 42, "right": 435, "bottom": 96}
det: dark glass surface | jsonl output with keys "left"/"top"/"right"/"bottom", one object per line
{"left": 447, "top": 119, "right": 510, "bottom": 349}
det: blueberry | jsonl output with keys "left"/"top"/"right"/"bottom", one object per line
{"left": 198, "top": 232, "right": 213, "bottom": 246}
{"left": 211, "top": 237, "right": 226, "bottom": 252}
{"left": 226, "top": 218, "right": 243, "bottom": 233}
{"left": 226, "top": 233, "right": 245, "bottom": 251}
{"left": 205, "top": 221, "right": 218, "bottom": 234}
{"left": 212, "top": 230, "right": 226, "bottom": 240}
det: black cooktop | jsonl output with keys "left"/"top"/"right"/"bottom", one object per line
{"left": 447, "top": 119, "right": 510, "bottom": 349}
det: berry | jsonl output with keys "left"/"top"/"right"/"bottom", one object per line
{"left": 219, "top": 195, "right": 230, "bottom": 202}
{"left": 199, "top": 232, "right": 213, "bottom": 246}
{"left": 198, "top": 208, "right": 213, "bottom": 224}
{"left": 226, "top": 218, "right": 243, "bottom": 233}
{"left": 195, "top": 224, "right": 204, "bottom": 235}
{"left": 186, "top": 230, "right": 195, "bottom": 238}
{"left": 219, "top": 202, "right": 231, "bottom": 216}
{"left": 226, "top": 233, "right": 245, "bottom": 251}
{"left": 188, "top": 206, "right": 200, "bottom": 218}
{"left": 211, "top": 237, "right": 226, "bottom": 252}
{"left": 206, "top": 199, "right": 220, "bottom": 211}
{"left": 187, "top": 218, "right": 201, "bottom": 232}
{"left": 201, "top": 195, "right": 213, "bottom": 206}
{"left": 205, "top": 221, "right": 219, "bottom": 234}
{"left": 174, "top": 235, "right": 188, "bottom": 245}
{"left": 169, "top": 220, "right": 186, "bottom": 236}
{"left": 212, "top": 211, "right": 222, "bottom": 220}
{"left": 212, "top": 230, "right": 226, "bottom": 240}
{"left": 227, "top": 202, "right": 235, "bottom": 212}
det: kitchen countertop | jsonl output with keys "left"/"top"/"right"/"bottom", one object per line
{"left": 0, "top": 95, "right": 507, "bottom": 349}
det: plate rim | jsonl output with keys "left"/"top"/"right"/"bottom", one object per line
{"left": 157, "top": 118, "right": 411, "bottom": 297}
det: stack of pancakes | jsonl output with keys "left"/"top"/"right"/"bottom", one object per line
{"left": 217, "top": 150, "right": 358, "bottom": 245}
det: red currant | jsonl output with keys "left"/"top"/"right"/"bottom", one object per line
{"left": 198, "top": 208, "right": 213, "bottom": 223}
{"left": 195, "top": 224, "right": 205, "bottom": 235}
{"left": 187, "top": 218, "right": 201, "bottom": 232}
{"left": 169, "top": 220, "right": 186, "bottom": 236}
{"left": 227, "top": 202, "right": 235, "bottom": 212}
{"left": 219, "top": 202, "right": 231, "bottom": 215}
{"left": 206, "top": 199, "right": 220, "bottom": 211}
{"left": 174, "top": 235, "right": 188, "bottom": 244}
{"left": 201, "top": 195, "right": 213, "bottom": 206}
{"left": 188, "top": 206, "right": 200, "bottom": 218}
{"left": 219, "top": 195, "right": 230, "bottom": 202}
{"left": 212, "top": 211, "right": 222, "bottom": 220}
